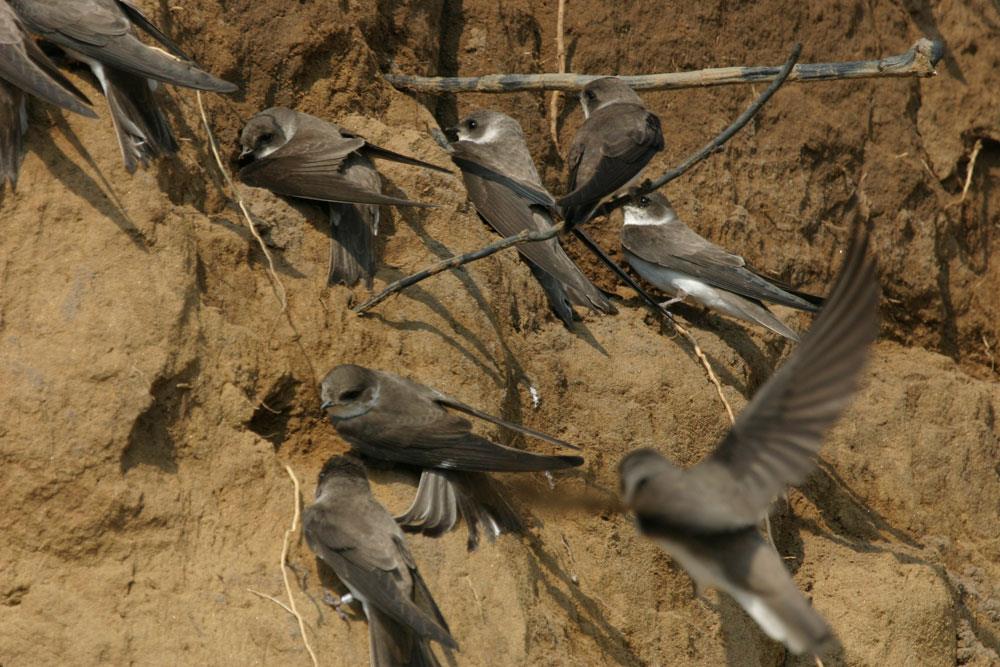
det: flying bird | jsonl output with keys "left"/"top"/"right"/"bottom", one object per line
{"left": 558, "top": 77, "right": 664, "bottom": 228}
{"left": 445, "top": 109, "right": 614, "bottom": 325}
{"left": 320, "top": 364, "right": 583, "bottom": 550}
{"left": 11, "top": 0, "right": 237, "bottom": 172}
{"left": 303, "top": 455, "right": 457, "bottom": 667}
{"left": 0, "top": 0, "right": 96, "bottom": 187}
{"left": 619, "top": 226, "right": 878, "bottom": 656}
{"left": 239, "top": 107, "right": 450, "bottom": 287}
{"left": 622, "top": 192, "right": 824, "bottom": 340}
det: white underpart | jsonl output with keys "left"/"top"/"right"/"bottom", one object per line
{"left": 485, "top": 514, "right": 501, "bottom": 538}
{"left": 465, "top": 125, "right": 504, "bottom": 145}
{"left": 730, "top": 589, "right": 792, "bottom": 647}
{"left": 659, "top": 536, "right": 796, "bottom": 650}
{"left": 627, "top": 256, "right": 733, "bottom": 313}
{"left": 529, "top": 385, "right": 541, "bottom": 409}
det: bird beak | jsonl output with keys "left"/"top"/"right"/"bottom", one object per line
{"left": 443, "top": 126, "right": 459, "bottom": 142}
{"left": 238, "top": 147, "right": 253, "bottom": 160}
{"left": 320, "top": 400, "right": 334, "bottom": 411}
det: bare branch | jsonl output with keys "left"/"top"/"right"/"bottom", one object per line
{"left": 384, "top": 38, "right": 941, "bottom": 93}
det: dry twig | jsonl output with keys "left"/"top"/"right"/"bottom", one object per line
{"left": 279, "top": 465, "right": 319, "bottom": 667}
{"left": 548, "top": 0, "right": 567, "bottom": 153}
{"left": 196, "top": 91, "right": 288, "bottom": 311}
{"left": 384, "top": 38, "right": 941, "bottom": 93}
{"left": 961, "top": 138, "right": 983, "bottom": 202}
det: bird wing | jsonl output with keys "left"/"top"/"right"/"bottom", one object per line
{"left": 338, "top": 128, "right": 451, "bottom": 174}
{"left": 0, "top": 4, "right": 95, "bottom": 116}
{"left": 239, "top": 133, "right": 436, "bottom": 208}
{"left": 13, "top": 0, "right": 236, "bottom": 92}
{"left": 302, "top": 503, "right": 455, "bottom": 647}
{"left": 681, "top": 228, "right": 878, "bottom": 529}
{"left": 336, "top": 374, "right": 582, "bottom": 472}
{"left": 560, "top": 104, "right": 663, "bottom": 209}
{"left": 114, "top": 0, "right": 190, "bottom": 59}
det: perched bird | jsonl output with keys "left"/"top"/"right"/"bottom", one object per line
{"left": 11, "top": 0, "right": 237, "bottom": 172}
{"left": 622, "top": 192, "right": 824, "bottom": 340}
{"left": 445, "top": 109, "right": 614, "bottom": 326}
{"left": 0, "top": 0, "right": 96, "bottom": 187}
{"left": 303, "top": 455, "right": 457, "bottom": 667}
{"left": 238, "top": 108, "right": 450, "bottom": 287}
{"left": 619, "top": 227, "right": 878, "bottom": 655}
{"left": 558, "top": 77, "right": 664, "bottom": 228}
{"left": 320, "top": 364, "right": 583, "bottom": 550}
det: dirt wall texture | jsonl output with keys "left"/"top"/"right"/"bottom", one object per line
{"left": 1, "top": 0, "right": 998, "bottom": 666}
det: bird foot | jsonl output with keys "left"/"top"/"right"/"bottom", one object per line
{"left": 658, "top": 295, "right": 685, "bottom": 309}
{"left": 322, "top": 591, "right": 355, "bottom": 622}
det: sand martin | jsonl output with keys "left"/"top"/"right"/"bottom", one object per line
{"left": 303, "top": 455, "right": 457, "bottom": 667}
{"left": 558, "top": 77, "right": 664, "bottom": 228}
{"left": 445, "top": 109, "right": 614, "bottom": 325}
{"left": 320, "top": 364, "right": 583, "bottom": 550}
{"left": 622, "top": 192, "right": 824, "bottom": 340}
{"left": 619, "top": 227, "right": 877, "bottom": 655}
{"left": 239, "top": 107, "right": 450, "bottom": 287}
{"left": 11, "top": 0, "right": 237, "bottom": 172}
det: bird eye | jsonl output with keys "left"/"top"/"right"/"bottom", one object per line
{"left": 258, "top": 132, "right": 274, "bottom": 145}
{"left": 585, "top": 90, "right": 596, "bottom": 101}
{"left": 339, "top": 389, "right": 363, "bottom": 402}
{"left": 467, "top": 119, "right": 478, "bottom": 130}
{"left": 638, "top": 196, "right": 650, "bottom": 207}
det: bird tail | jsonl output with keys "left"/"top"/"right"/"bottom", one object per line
{"left": 89, "top": 62, "right": 178, "bottom": 173}
{"left": 328, "top": 203, "right": 377, "bottom": 287}
{"left": 527, "top": 262, "right": 577, "bottom": 326}
{"left": 713, "top": 291, "right": 802, "bottom": 341}
{"left": 733, "top": 582, "right": 838, "bottom": 656}
{"left": 749, "top": 268, "right": 826, "bottom": 312}
{"left": 0, "top": 82, "right": 27, "bottom": 189}
{"left": 368, "top": 608, "right": 444, "bottom": 667}
{"left": 397, "top": 470, "right": 526, "bottom": 551}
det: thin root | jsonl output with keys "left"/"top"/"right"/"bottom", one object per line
{"left": 196, "top": 91, "right": 288, "bottom": 312}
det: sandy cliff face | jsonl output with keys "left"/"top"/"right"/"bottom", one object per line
{"left": 0, "top": 0, "right": 997, "bottom": 665}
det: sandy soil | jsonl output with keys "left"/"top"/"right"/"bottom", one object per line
{"left": 1, "top": 0, "right": 998, "bottom": 665}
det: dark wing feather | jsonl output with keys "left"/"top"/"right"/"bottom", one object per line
{"left": 114, "top": 0, "right": 190, "bottom": 59}
{"left": 0, "top": 80, "right": 25, "bottom": 187}
{"left": 12, "top": 0, "right": 236, "bottom": 92}
{"left": 682, "top": 228, "right": 878, "bottom": 529}
{"left": 559, "top": 104, "right": 663, "bottom": 210}
{"left": 240, "top": 154, "right": 435, "bottom": 207}
{"left": 436, "top": 396, "right": 581, "bottom": 451}
{"left": 337, "top": 376, "right": 583, "bottom": 472}
{"left": 0, "top": 6, "right": 95, "bottom": 116}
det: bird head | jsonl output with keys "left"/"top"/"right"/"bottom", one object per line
{"left": 445, "top": 109, "right": 522, "bottom": 145}
{"left": 238, "top": 108, "right": 295, "bottom": 163}
{"left": 622, "top": 191, "right": 677, "bottom": 226}
{"left": 579, "top": 77, "right": 644, "bottom": 118}
{"left": 319, "top": 364, "right": 381, "bottom": 421}
{"left": 314, "top": 454, "right": 370, "bottom": 498}
{"left": 618, "top": 448, "right": 678, "bottom": 506}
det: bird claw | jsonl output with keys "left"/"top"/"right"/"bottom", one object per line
{"left": 322, "top": 591, "right": 354, "bottom": 622}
